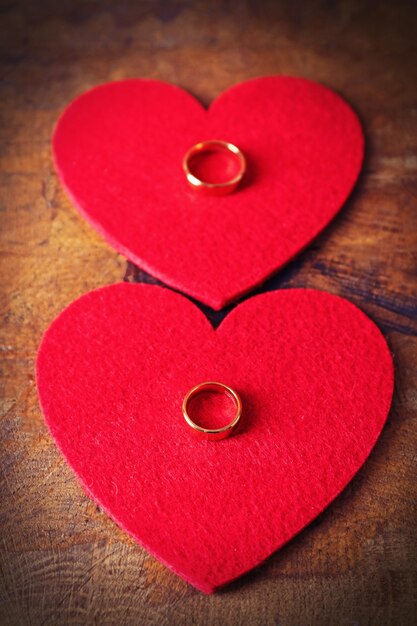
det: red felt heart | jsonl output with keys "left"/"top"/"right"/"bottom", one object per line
{"left": 36, "top": 284, "right": 393, "bottom": 593}
{"left": 53, "top": 77, "right": 364, "bottom": 309}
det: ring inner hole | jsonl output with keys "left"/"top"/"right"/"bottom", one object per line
{"left": 187, "top": 389, "right": 236, "bottom": 430}
{"left": 188, "top": 146, "right": 242, "bottom": 185}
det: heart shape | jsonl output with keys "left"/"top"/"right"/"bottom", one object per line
{"left": 53, "top": 77, "right": 364, "bottom": 309}
{"left": 36, "top": 284, "right": 393, "bottom": 593}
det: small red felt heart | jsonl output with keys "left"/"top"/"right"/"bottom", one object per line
{"left": 53, "top": 77, "right": 364, "bottom": 309}
{"left": 36, "top": 284, "right": 393, "bottom": 593}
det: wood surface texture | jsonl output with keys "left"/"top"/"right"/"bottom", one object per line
{"left": 0, "top": 1, "right": 416, "bottom": 624}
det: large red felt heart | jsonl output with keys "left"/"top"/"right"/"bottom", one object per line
{"left": 36, "top": 284, "right": 393, "bottom": 593}
{"left": 53, "top": 78, "right": 364, "bottom": 309}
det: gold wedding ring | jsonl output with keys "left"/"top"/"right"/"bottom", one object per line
{"left": 182, "top": 140, "right": 246, "bottom": 196}
{"left": 182, "top": 381, "right": 242, "bottom": 441}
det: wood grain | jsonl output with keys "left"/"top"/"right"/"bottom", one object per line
{"left": 0, "top": 1, "right": 416, "bottom": 624}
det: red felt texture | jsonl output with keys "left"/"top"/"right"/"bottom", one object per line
{"left": 36, "top": 284, "right": 393, "bottom": 593}
{"left": 52, "top": 77, "right": 364, "bottom": 309}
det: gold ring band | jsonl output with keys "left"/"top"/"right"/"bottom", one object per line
{"left": 182, "top": 381, "right": 242, "bottom": 441}
{"left": 182, "top": 140, "right": 246, "bottom": 196}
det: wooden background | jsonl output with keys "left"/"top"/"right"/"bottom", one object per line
{"left": 1, "top": 1, "right": 416, "bottom": 624}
